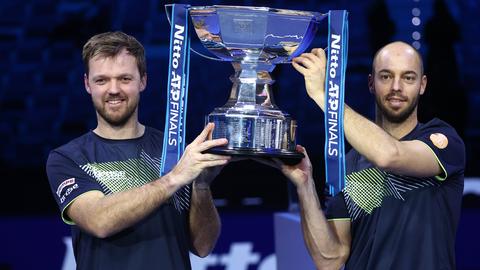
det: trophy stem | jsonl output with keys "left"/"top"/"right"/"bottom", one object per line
{"left": 224, "top": 62, "right": 278, "bottom": 110}
{"left": 205, "top": 61, "right": 303, "bottom": 163}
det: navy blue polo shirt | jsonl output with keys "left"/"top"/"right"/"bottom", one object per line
{"left": 326, "top": 118, "right": 465, "bottom": 270}
{"left": 46, "top": 127, "right": 192, "bottom": 270}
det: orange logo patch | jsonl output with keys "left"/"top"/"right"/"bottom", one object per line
{"left": 429, "top": 133, "right": 448, "bottom": 149}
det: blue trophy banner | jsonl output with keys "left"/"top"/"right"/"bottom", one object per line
{"left": 324, "top": 10, "right": 348, "bottom": 196}
{"left": 161, "top": 4, "right": 191, "bottom": 176}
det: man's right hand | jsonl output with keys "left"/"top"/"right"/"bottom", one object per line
{"left": 292, "top": 48, "right": 327, "bottom": 110}
{"left": 168, "top": 123, "right": 231, "bottom": 187}
{"left": 251, "top": 145, "right": 314, "bottom": 189}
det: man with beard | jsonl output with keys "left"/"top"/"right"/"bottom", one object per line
{"left": 46, "top": 31, "right": 231, "bottom": 269}
{"left": 267, "top": 41, "right": 465, "bottom": 269}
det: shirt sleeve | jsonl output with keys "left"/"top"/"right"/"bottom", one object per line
{"left": 325, "top": 192, "right": 350, "bottom": 220}
{"left": 46, "top": 150, "right": 103, "bottom": 224}
{"left": 415, "top": 119, "right": 465, "bottom": 181}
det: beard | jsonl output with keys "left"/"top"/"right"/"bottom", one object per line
{"left": 93, "top": 94, "right": 139, "bottom": 127}
{"left": 375, "top": 92, "right": 419, "bottom": 124}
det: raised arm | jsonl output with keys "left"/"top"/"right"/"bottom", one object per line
{"left": 66, "top": 123, "right": 230, "bottom": 238}
{"left": 292, "top": 49, "right": 441, "bottom": 178}
{"left": 342, "top": 106, "right": 440, "bottom": 177}
{"left": 255, "top": 146, "right": 351, "bottom": 269}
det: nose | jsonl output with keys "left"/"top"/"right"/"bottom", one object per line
{"left": 391, "top": 76, "right": 402, "bottom": 92}
{"left": 107, "top": 79, "right": 121, "bottom": 94}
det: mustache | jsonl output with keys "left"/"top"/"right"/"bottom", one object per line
{"left": 104, "top": 94, "right": 126, "bottom": 101}
{"left": 385, "top": 93, "right": 408, "bottom": 101}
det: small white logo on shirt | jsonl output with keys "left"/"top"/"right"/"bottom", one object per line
{"left": 60, "top": 184, "right": 79, "bottom": 204}
{"left": 93, "top": 170, "right": 126, "bottom": 180}
{"left": 56, "top": 178, "right": 76, "bottom": 197}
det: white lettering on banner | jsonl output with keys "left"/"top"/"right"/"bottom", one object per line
{"left": 168, "top": 24, "right": 185, "bottom": 147}
{"left": 172, "top": 24, "right": 184, "bottom": 69}
{"left": 327, "top": 33, "right": 341, "bottom": 157}
{"left": 220, "top": 242, "right": 260, "bottom": 270}
{"left": 257, "top": 254, "right": 276, "bottom": 270}
{"left": 190, "top": 253, "right": 218, "bottom": 269}
{"left": 62, "top": 238, "right": 276, "bottom": 270}
{"left": 190, "top": 242, "right": 276, "bottom": 270}
{"left": 329, "top": 34, "right": 341, "bottom": 78}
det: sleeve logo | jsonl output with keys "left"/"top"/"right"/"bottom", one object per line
{"left": 429, "top": 133, "right": 448, "bottom": 149}
{"left": 56, "top": 178, "right": 76, "bottom": 197}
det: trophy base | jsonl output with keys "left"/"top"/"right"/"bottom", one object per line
{"left": 205, "top": 147, "right": 304, "bottom": 165}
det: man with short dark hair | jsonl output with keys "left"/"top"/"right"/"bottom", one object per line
{"left": 46, "top": 31, "right": 230, "bottom": 270}
{"left": 267, "top": 41, "right": 465, "bottom": 269}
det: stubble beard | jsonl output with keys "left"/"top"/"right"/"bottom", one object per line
{"left": 93, "top": 95, "right": 139, "bottom": 127}
{"left": 376, "top": 92, "right": 419, "bottom": 124}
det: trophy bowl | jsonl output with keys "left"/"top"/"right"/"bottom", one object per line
{"left": 189, "top": 5, "right": 326, "bottom": 163}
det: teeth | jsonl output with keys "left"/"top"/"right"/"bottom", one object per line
{"left": 388, "top": 98, "right": 404, "bottom": 102}
{"left": 107, "top": 100, "right": 122, "bottom": 104}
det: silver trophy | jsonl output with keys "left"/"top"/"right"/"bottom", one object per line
{"left": 189, "top": 5, "right": 326, "bottom": 163}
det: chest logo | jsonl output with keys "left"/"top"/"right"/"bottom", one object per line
{"left": 429, "top": 133, "right": 448, "bottom": 149}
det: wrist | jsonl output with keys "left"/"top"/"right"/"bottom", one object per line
{"left": 314, "top": 96, "right": 326, "bottom": 111}
{"left": 296, "top": 177, "right": 316, "bottom": 196}
{"left": 160, "top": 172, "right": 182, "bottom": 195}
{"left": 193, "top": 181, "right": 210, "bottom": 190}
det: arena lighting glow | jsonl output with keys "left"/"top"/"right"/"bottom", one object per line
{"left": 411, "top": 1, "right": 422, "bottom": 50}
{"left": 412, "top": 7, "right": 421, "bottom": 16}
{"left": 412, "top": 41, "right": 421, "bottom": 49}
{"left": 241, "top": 197, "right": 263, "bottom": 206}
{"left": 412, "top": 31, "right": 421, "bottom": 40}
{"left": 412, "top": 16, "right": 421, "bottom": 26}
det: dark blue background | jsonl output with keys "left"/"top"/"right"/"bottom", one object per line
{"left": 2, "top": 211, "right": 479, "bottom": 269}
{"left": 0, "top": 0, "right": 479, "bottom": 269}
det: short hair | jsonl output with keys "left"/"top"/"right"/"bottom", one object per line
{"left": 371, "top": 41, "right": 424, "bottom": 75}
{"left": 82, "top": 31, "right": 146, "bottom": 77}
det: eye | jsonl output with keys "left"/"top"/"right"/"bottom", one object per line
{"left": 380, "top": 74, "right": 392, "bottom": 80}
{"left": 95, "top": 78, "right": 106, "bottom": 85}
{"left": 121, "top": 76, "right": 133, "bottom": 83}
{"left": 403, "top": 74, "right": 417, "bottom": 83}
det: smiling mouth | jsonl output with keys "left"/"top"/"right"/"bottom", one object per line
{"left": 107, "top": 100, "right": 123, "bottom": 104}
{"left": 105, "top": 99, "right": 126, "bottom": 110}
{"left": 105, "top": 97, "right": 126, "bottom": 104}
{"left": 385, "top": 98, "right": 408, "bottom": 111}
{"left": 386, "top": 94, "right": 407, "bottom": 102}
{"left": 387, "top": 98, "right": 406, "bottom": 102}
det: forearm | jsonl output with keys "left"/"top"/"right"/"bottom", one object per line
{"left": 71, "top": 173, "right": 181, "bottom": 238}
{"left": 313, "top": 92, "right": 402, "bottom": 171}
{"left": 343, "top": 105, "right": 440, "bottom": 176}
{"left": 343, "top": 105, "right": 400, "bottom": 168}
{"left": 297, "top": 180, "right": 349, "bottom": 269}
{"left": 189, "top": 183, "right": 221, "bottom": 257}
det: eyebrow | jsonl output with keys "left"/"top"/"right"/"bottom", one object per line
{"left": 377, "top": 69, "right": 418, "bottom": 76}
{"left": 90, "top": 75, "right": 107, "bottom": 81}
{"left": 402, "top": 71, "right": 418, "bottom": 76}
{"left": 90, "top": 73, "right": 134, "bottom": 80}
{"left": 377, "top": 69, "right": 392, "bottom": 74}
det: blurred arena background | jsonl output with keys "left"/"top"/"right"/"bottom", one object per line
{"left": 0, "top": 0, "right": 479, "bottom": 269}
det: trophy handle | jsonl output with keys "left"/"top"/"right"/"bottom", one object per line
{"left": 164, "top": 4, "right": 226, "bottom": 62}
